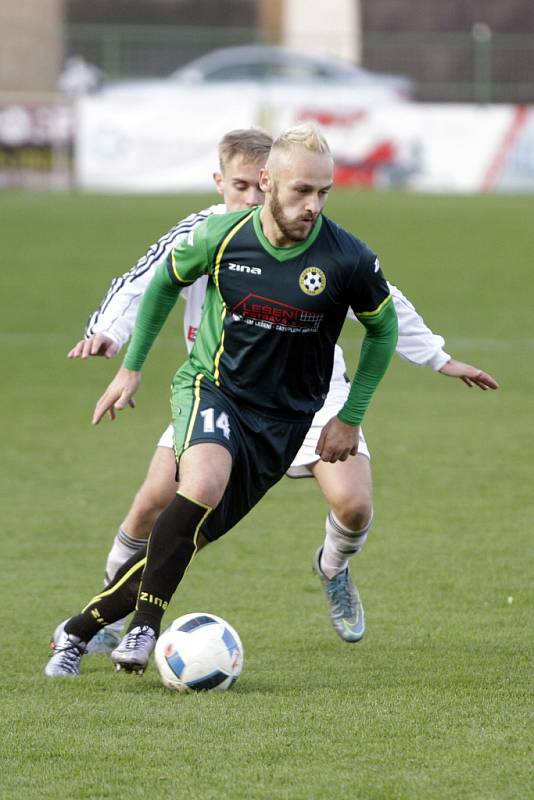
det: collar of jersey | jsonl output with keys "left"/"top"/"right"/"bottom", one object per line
{"left": 252, "top": 207, "right": 323, "bottom": 262}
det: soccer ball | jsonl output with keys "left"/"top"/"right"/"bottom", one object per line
{"left": 154, "top": 612, "right": 244, "bottom": 692}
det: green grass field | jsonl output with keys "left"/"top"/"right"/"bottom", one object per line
{"left": 1, "top": 189, "right": 533, "bottom": 799}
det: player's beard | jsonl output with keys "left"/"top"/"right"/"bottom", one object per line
{"left": 269, "top": 183, "right": 316, "bottom": 244}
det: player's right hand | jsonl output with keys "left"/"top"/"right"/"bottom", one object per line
{"left": 92, "top": 366, "right": 141, "bottom": 425}
{"left": 316, "top": 417, "right": 360, "bottom": 463}
{"left": 68, "top": 334, "right": 120, "bottom": 359}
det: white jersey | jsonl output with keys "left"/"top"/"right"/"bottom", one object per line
{"left": 85, "top": 204, "right": 225, "bottom": 353}
{"left": 85, "top": 203, "right": 450, "bottom": 374}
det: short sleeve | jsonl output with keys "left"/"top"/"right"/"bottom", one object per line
{"left": 348, "top": 248, "right": 391, "bottom": 319}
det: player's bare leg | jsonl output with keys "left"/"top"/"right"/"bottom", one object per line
{"left": 312, "top": 453, "right": 373, "bottom": 547}
{"left": 120, "top": 445, "right": 210, "bottom": 553}
{"left": 122, "top": 446, "right": 179, "bottom": 538}
{"left": 311, "top": 454, "right": 373, "bottom": 642}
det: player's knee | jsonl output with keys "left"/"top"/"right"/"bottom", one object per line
{"left": 332, "top": 493, "right": 373, "bottom": 532}
{"left": 177, "top": 474, "right": 227, "bottom": 509}
{"left": 126, "top": 483, "right": 176, "bottom": 537}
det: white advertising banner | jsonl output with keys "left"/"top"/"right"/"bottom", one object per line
{"left": 280, "top": 103, "right": 526, "bottom": 193}
{"left": 75, "top": 90, "right": 534, "bottom": 194}
{"left": 76, "top": 88, "right": 260, "bottom": 192}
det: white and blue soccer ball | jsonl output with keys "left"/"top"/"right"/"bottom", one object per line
{"left": 155, "top": 612, "right": 244, "bottom": 692}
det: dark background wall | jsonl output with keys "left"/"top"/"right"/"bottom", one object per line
{"left": 360, "top": 0, "right": 534, "bottom": 101}
{"left": 66, "top": 0, "right": 257, "bottom": 28}
{"left": 360, "top": 0, "right": 534, "bottom": 33}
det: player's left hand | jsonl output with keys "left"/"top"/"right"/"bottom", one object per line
{"left": 315, "top": 417, "right": 360, "bottom": 463}
{"left": 439, "top": 358, "right": 499, "bottom": 390}
{"left": 92, "top": 366, "right": 141, "bottom": 425}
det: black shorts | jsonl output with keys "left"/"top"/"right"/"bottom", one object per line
{"left": 171, "top": 365, "right": 312, "bottom": 541}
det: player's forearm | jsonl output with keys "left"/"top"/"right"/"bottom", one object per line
{"left": 122, "top": 263, "right": 181, "bottom": 371}
{"left": 338, "top": 298, "right": 398, "bottom": 425}
{"left": 85, "top": 257, "right": 166, "bottom": 347}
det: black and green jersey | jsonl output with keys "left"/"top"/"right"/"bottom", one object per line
{"left": 124, "top": 207, "right": 398, "bottom": 424}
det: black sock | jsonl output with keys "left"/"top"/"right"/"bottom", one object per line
{"left": 128, "top": 492, "right": 212, "bottom": 636}
{"left": 65, "top": 545, "right": 147, "bottom": 642}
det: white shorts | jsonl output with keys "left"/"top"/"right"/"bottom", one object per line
{"left": 286, "top": 373, "right": 370, "bottom": 479}
{"left": 157, "top": 423, "right": 174, "bottom": 449}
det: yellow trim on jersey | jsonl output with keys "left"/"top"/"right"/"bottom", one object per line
{"left": 183, "top": 372, "right": 204, "bottom": 450}
{"left": 356, "top": 293, "right": 393, "bottom": 318}
{"left": 213, "top": 305, "right": 227, "bottom": 385}
{"left": 81, "top": 557, "right": 146, "bottom": 611}
{"left": 210, "top": 209, "right": 255, "bottom": 385}
{"left": 170, "top": 249, "right": 195, "bottom": 285}
{"left": 213, "top": 209, "right": 255, "bottom": 290}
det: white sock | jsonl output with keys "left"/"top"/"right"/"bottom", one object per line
{"left": 320, "top": 510, "right": 373, "bottom": 579}
{"left": 104, "top": 527, "right": 148, "bottom": 585}
{"left": 100, "top": 527, "right": 149, "bottom": 637}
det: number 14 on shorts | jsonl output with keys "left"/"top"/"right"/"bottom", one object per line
{"left": 200, "top": 408, "right": 231, "bottom": 439}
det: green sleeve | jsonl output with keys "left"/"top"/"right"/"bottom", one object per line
{"left": 122, "top": 262, "right": 181, "bottom": 371}
{"left": 337, "top": 297, "right": 398, "bottom": 426}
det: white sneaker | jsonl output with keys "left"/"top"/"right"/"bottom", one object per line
{"left": 45, "top": 620, "right": 87, "bottom": 677}
{"left": 313, "top": 547, "right": 365, "bottom": 643}
{"left": 111, "top": 625, "right": 157, "bottom": 675}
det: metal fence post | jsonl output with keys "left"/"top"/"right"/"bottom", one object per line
{"left": 102, "top": 27, "right": 122, "bottom": 79}
{"left": 472, "top": 22, "right": 492, "bottom": 103}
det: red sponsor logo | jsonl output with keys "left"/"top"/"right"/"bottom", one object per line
{"left": 187, "top": 325, "right": 198, "bottom": 342}
{"left": 232, "top": 294, "right": 322, "bottom": 331}
{"left": 299, "top": 109, "right": 367, "bottom": 128}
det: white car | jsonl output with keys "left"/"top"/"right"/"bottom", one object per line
{"left": 99, "top": 44, "right": 413, "bottom": 103}
{"left": 171, "top": 45, "right": 412, "bottom": 97}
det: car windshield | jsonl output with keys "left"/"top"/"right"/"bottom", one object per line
{"left": 187, "top": 59, "right": 339, "bottom": 83}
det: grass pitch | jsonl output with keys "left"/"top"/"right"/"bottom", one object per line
{"left": 1, "top": 189, "right": 533, "bottom": 800}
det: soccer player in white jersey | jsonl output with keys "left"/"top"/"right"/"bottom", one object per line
{"left": 67, "top": 128, "right": 498, "bottom": 652}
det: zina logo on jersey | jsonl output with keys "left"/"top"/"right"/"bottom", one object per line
{"left": 299, "top": 266, "right": 326, "bottom": 296}
{"left": 228, "top": 262, "right": 262, "bottom": 275}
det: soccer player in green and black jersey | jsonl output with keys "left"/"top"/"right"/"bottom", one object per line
{"left": 46, "top": 122, "right": 398, "bottom": 677}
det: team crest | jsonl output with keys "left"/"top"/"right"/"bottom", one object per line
{"left": 299, "top": 266, "right": 326, "bottom": 296}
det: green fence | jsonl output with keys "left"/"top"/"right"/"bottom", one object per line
{"left": 66, "top": 23, "right": 261, "bottom": 82}
{"left": 64, "top": 24, "right": 534, "bottom": 103}
{"left": 363, "top": 29, "right": 534, "bottom": 103}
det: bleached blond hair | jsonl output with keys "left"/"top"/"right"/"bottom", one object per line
{"left": 270, "top": 122, "right": 331, "bottom": 156}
